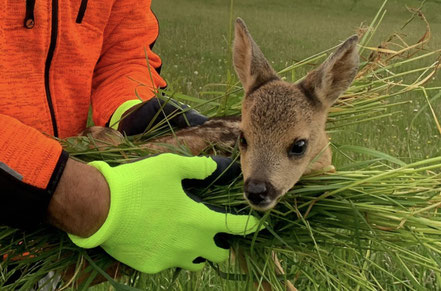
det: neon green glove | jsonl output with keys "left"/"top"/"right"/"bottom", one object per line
{"left": 68, "top": 154, "right": 261, "bottom": 274}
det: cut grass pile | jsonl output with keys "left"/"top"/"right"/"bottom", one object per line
{"left": 1, "top": 1, "right": 441, "bottom": 290}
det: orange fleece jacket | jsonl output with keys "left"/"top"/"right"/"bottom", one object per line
{"left": 0, "top": 0, "right": 166, "bottom": 189}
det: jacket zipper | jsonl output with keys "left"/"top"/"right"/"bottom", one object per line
{"left": 44, "top": 0, "right": 59, "bottom": 137}
{"left": 76, "top": 0, "right": 88, "bottom": 23}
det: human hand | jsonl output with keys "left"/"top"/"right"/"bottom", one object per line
{"left": 68, "top": 154, "right": 261, "bottom": 273}
{"left": 111, "top": 97, "right": 208, "bottom": 136}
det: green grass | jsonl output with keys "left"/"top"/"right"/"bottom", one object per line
{"left": 152, "top": 0, "right": 441, "bottom": 162}
{"left": 152, "top": 0, "right": 441, "bottom": 91}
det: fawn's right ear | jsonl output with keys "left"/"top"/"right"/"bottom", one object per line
{"left": 298, "top": 35, "right": 359, "bottom": 109}
{"left": 233, "top": 18, "right": 280, "bottom": 95}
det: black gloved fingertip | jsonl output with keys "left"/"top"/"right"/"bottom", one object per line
{"left": 213, "top": 233, "right": 233, "bottom": 249}
{"left": 207, "top": 156, "right": 241, "bottom": 185}
{"left": 183, "top": 156, "right": 241, "bottom": 189}
{"left": 192, "top": 257, "right": 207, "bottom": 264}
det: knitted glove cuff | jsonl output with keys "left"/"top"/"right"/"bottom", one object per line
{"left": 109, "top": 100, "right": 143, "bottom": 130}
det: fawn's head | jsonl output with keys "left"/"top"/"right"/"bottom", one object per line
{"left": 233, "top": 18, "right": 359, "bottom": 211}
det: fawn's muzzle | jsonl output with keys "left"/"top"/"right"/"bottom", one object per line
{"left": 244, "top": 179, "right": 277, "bottom": 210}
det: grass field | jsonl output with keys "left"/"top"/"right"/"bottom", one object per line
{"left": 151, "top": 0, "right": 441, "bottom": 164}
{"left": 68, "top": 0, "right": 441, "bottom": 290}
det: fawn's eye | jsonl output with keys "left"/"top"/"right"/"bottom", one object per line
{"left": 288, "top": 139, "right": 308, "bottom": 157}
{"left": 239, "top": 132, "right": 247, "bottom": 148}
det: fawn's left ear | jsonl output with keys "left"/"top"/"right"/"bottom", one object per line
{"left": 233, "top": 18, "right": 280, "bottom": 96}
{"left": 298, "top": 35, "right": 359, "bottom": 108}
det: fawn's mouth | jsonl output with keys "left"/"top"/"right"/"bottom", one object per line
{"left": 246, "top": 198, "right": 278, "bottom": 211}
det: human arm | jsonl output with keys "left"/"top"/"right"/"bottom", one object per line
{"left": 47, "top": 158, "right": 110, "bottom": 237}
{"left": 46, "top": 152, "right": 262, "bottom": 273}
{"left": 0, "top": 114, "right": 67, "bottom": 228}
{"left": 0, "top": 114, "right": 109, "bottom": 234}
{"left": 91, "top": 0, "right": 207, "bottom": 135}
{"left": 91, "top": 0, "right": 167, "bottom": 127}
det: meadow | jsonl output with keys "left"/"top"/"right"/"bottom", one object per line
{"left": 152, "top": 0, "right": 441, "bottom": 162}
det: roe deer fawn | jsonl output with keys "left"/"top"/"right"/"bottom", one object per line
{"left": 232, "top": 18, "right": 359, "bottom": 210}
{"left": 82, "top": 18, "right": 359, "bottom": 212}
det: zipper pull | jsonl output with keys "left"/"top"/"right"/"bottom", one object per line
{"left": 24, "top": 0, "right": 36, "bottom": 29}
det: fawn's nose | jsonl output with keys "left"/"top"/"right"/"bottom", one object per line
{"left": 244, "top": 179, "right": 273, "bottom": 207}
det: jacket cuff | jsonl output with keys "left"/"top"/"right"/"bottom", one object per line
{"left": 0, "top": 150, "right": 69, "bottom": 229}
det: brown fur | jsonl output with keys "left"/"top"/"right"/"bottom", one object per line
{"left": 143, "top": 117, "right": 241, "bottom": 155}
{"left": 79, "top": 126, "right": 125, "bottom": 148}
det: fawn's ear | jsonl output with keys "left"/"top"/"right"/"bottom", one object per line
{"left": 299, "top": 35, "right": 359, "bottom": 108}
{"left": 233, "top": 18, "right": 279, "bottom": 95}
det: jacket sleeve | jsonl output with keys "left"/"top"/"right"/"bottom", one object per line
{"left": 91, "top": 0, "right": 167, "bottom": 126}
{"left": 0, "top": 114, "right": 68, "bottom": 229}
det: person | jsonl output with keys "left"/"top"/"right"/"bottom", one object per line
{"left": 0, "top": 0, "right": 260, "bottom": 276}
